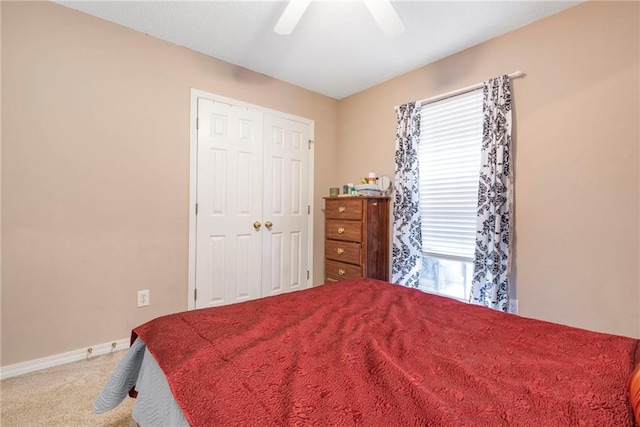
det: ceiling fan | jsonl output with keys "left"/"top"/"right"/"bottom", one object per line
{"left": 274, "top": 0, "right": 406, "bottom": 38}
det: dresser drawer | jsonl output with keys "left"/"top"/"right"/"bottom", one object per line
{"left": 326, "top": 219, "right": 362, "bottom": 242}
{"left": 325, "top": 198, "right": 363, "bottom": 220}
{"left": 326, "top": 260, "right": 362, "bottom": 282}
{"left": 325, "top": 240, "right": 361, "bottom": 265}
{"left": 322, "top": 196, "right": 390, "bottom": 283}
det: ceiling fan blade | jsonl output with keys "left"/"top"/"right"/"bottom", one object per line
{"left": 274, "top": 0, "right": 312, "bottom": 35}
{"left": 363, "top": 0, "right": 406, "bottom": 38}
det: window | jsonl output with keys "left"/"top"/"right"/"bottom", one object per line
{"left": 418, "top": 90, "right": 483, "bottom": 301}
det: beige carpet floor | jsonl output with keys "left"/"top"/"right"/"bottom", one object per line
{"left": 1, "top": 350, "right": 136, "bottom": 427}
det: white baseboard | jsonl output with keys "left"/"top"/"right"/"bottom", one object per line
{"left": 0, "top": 338, "right": 130, "bottom": 380}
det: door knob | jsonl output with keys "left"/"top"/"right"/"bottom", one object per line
{"left": 265, "top": 221, "right": 273, "bottom": 229}
{"left": 253, "top": 221, "right": 262, "bottom": 230}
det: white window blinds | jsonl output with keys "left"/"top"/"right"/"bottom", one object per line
{"left": 418, "top": 90, "right": 483, "bottom": 261}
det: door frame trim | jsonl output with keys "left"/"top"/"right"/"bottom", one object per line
{"left": 187, "top": 88, "right": 315, "bottom": 310}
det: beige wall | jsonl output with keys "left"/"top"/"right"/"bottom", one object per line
{"left": 1, "top": 1, "right": 338, "bottom": 366}
{"left": 339, "top": 1, "right": 640, "bottom": 338}
{"left": 0, "top": 0, "right": 3, "bottom": 360}
{"left": 638, "top": 1, "right": 640, "bottom": 339}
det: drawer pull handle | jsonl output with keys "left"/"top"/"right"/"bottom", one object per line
{"left": 337, "top": 227, "right": 345, "bottom": 234}
{"left": 338, "top": 269, "right": 346, "bottom": 276}
{"left": 338, "top": 206, "right": 346, "bottom": 213}
{"left": 337, "top": 248, "right": 344, "bottom": 255}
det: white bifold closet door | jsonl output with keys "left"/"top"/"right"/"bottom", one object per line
{"left": 195, "top": 98, "right": 310, "bottom": 309}
{"left": 261, "top": 113, "right": 310, "bottom": 299}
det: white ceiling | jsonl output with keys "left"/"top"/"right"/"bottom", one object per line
{"left": 56, "top": 1, "right": 581, "bottom": 99}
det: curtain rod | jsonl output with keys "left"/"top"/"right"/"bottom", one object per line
{"left": 394, "top": 70, "right": 525, "bottom": 110}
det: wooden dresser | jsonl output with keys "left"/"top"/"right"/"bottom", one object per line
{"left": 324, "top": 196, "right": 390, "bottom": 283}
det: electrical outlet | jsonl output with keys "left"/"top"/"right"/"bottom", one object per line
{"left": 137, "top": 290, "right": 150, "bottom": 307}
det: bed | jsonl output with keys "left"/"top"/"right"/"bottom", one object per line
{"left": 95, "top": 278, "right": 640, "bottom": 426}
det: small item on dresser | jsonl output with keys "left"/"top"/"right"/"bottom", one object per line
{"left": 367, "top": 172, "right": 376, "bottom": 184}
{"left": 343, "top": 184, "right": 349, "bottom": 195}
{"left": 378, "top": 175, "right": 392, "bottom": 194}
{"left": 355, "top": 183, "right": 383, "bottom": 197}
{"left": 329, "top": 187, "right": 340, "bottom": 197}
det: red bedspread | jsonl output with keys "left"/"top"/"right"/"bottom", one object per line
{"left": 133, "top": 279, "right": 638, "bottom": 426}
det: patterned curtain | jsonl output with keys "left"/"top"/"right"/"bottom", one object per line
{"left": 392, "top": 102, "right": 422, "bottom": 288}
{"left": 470, "top": 75, "right": 513, "bottom": 311}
